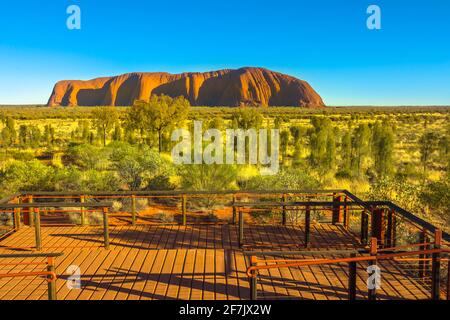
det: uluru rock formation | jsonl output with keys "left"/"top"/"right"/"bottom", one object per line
{"left": 47, "top": 67, "right": 325, "bottom": 107}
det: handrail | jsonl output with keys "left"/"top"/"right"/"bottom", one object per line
{"left": 243, "top": 249, "right": 367, "bottom": 257}
{"left": 247, "top": 234, "right": 449, "bottom": 300}
{"left": 18, "top": 189, "right": 346, "bottom": 196}
{"left": 0, "top": 202, "right": 113, "bottom": 209}
{"left": 0, "top": 252, "right": 63, "bottom": 300}
{"left": 2, "top": 189, "right": 448, "bottom": 244}
{"left": 342, "top": 190, "right": 449, "bottom": 241}
{"left": 235, "top": 197, "right": 450, "bottom": 242}
{"left": 0, "top": 204, "right": 112, "bottom": 250}
{"left": 246, "top": 247, "right": 450, "bottom": 277}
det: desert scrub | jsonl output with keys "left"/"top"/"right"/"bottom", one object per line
{"left": 67, "top": 207, "right": 82, "bottom": 224}
{"left": 111, "top": 200, "right": 123, "bottom": 213}
{"left": 66, "top": 207, "right": 103, "bottom": 225}
{"left": 155, "top": 212, "right": 174, "bottom": 223}
{"left": 87, "top": 212, "right": 103, "bottom": 225}
{"left": 119, "top": 198, "right": 149, "bottom": 213}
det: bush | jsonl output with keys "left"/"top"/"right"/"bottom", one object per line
{"left": 155, "top": 212, "right": 174, "bottom": 223}
{"left": 244, "top": 167, "right": 321, "bottom": 191}
{"left": 111, "top": 201, "right": 123, "bottom": 213}
{"left": 110, "top": 143, "right": 174, "bottom": 190}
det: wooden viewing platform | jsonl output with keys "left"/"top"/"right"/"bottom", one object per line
{"left": 0, "top": 190, "right": 448, "bottom": 300}
{"left": 0, "top": 224, "right": 438, "bottom": 300}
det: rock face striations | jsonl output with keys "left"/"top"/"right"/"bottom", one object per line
{"left": 47, "top": 67, "right": 325, "bottom": 107}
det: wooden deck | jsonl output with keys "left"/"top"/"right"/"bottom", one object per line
{"left": 0, "top": 224, "right": 432, "bottom": 300}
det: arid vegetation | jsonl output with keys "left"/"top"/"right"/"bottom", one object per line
{"left": 0, "top": 101, "right": 449, "bottom": 231}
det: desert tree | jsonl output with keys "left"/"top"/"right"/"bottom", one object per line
{"left": 340, "top": 131, "right": 352, "bottom": 174}
{"left": 229, "top": 108, "right": 264, "bottom": 162}
{"left": 0, "top": 117, "right": 16, "bottom": 151}
{"left": 308, "top": 117, "right": 336, "bottom": 171}
{"left": 112, "top": 124, "right": 123, "bottom": 141}
{"left": 280, "top": 130, "right": 290, "bottom": 165}
{"left": 419, "top": 131, "right": 439, "bottom": 181}
{"left": 230, "top": 108, "right": 263, "bottom": 130}
{"left": 126, "top": 95, "right": 190, "bottom": 152}
{"left": 351, "top": 123, "right": 371, "bottom": 176}
{"left": 92, "top": 107, "right": 120, "bottom": 147}
{"left": 371, "top": 121, "right": 395, "bottom": 178}
{"left": 18, "top": 125, "right": 29, "bottom": 146}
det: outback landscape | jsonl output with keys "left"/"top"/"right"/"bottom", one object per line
{"left": 0, "top": 68, "right": 449, "bottom": 233}
{"left": 1, "top": 1, "right": 449, "bottom": 304}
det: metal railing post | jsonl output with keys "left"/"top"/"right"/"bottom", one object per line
{"left": 250, "top": 256, "right": 258, "bottom": 300}
{"left": 447, "top": 259, "right": 450, "bottom": 301}
{"left": 368, "top": 237, "right": 378, "bottom": 300}
{"left": 47, "top": 257, "right": 57, "bottom": 300}
{"left": 360, "top": 210, "right": 369, "bottom": 245}
{"left": 29, "top": 195, "right": 35, "bottom": 227}
{"left": 385, "top": 209, "right": 393, "bottom": 247}
{"left": 80, "top": 195, "right": 86, "bottom": 226}
{"left": 332, "top": 193, "right": 342, "bottom": 225}
{"left": 282, "top": 194, "right": 287, "bottom": 226}
{"left": 232, "top": 194, "right": 237, "bottom": 225}
{"left": 13, "top": 207, "right": 20, "bottom": 231}
{"left": 181, "top": 195, "right": 187, "bottom": 226}
{"left": 431, "top": 229, "right": 442, "bottom": 300}
{"left": 343, "top": 196, "right": 349, "bottom": 229}
{"left": 419, "top": 229, "right": 429, "bottom": 278}
{"left": 34, "top": 208, "right": 42, "bottom": 251}
{"left": 239, "top": 209, "right": 244, "bottom": 247}
{"left": 348, "top": 253, "right": 357, "bottom": 300}
{"left": 103, "top": 207, "right": 110, "bottom": 250}
{"left": 131, "top": 195, "right": 137, "bottom": 226}
{"left": 371, "top": 208, "right": 386, "bottom": 247}
{"left": 304, "top": 205, "right": 311, "bottom": 248}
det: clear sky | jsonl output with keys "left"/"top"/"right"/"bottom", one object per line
{"left": 0, "top": 0, "right": 449, "bottom": 106}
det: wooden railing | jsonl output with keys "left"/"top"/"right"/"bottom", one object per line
{"left": 0, "top": 252, "right": 63, "bottom": 300}
{"left": 1, "top": 190, "right": 448, "bottom": 248}
{"left": 246, "top": 230, "right": 450, "bottom": 300}
{"left": 0, "top": 202, "right": 112, "bottom": 250}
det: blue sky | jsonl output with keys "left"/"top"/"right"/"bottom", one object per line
{"left": 0, "top": 0, "right": 449, "bottom": 105}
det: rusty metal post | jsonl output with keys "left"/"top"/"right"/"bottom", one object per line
{"left": 47, "top": 257, "right": 57, "bottom": 300}
{"left": 34, "top": 208, "right": 42, "bottom": 251}
{"left": 391, "top": 212, "right": 397, "bottom": 247}
{"left": 332, "top": 193, "right": 342, "bottom": 225}
{"left": 13, "top": 208, "right": 20, "bottom": 231}
{"left": 447, "top": 260, "right": 450, "bottom": 301}
{"left": 419, "top": 229, "right": 430, "bottom": 278}
{"left": 371, "top": 208, "right": 385, "bottom": 247}
{"left": 249, "top": 256, "right": 258, "bottom": 300}
{"left": 103, "top": 207, "right": 110, "bottom": 250}
{"left": 281, "top": 194, "right": 287, "bottom": 226}
{"left": 385, "top": 209, "right": 394, "bottom": 248}
{"left": 431, "top": 229, "right": 442, "bottom": 300}
{"left": 232, "top": 195, "right": 237, "bottom": 225}
{"left": 239, "top": 209, "right": 244, "bottom": 247}
{"left": 80, "top": 195, "right": 86, "bottom": 226}
{"left": 22, "top": 196, "right": 30, "bottom": 226}
{"left": 348, "top": 253, "right": 357, "bottom": 300}
{"left": 181, "top": 195, "right": 187, "bottom": 226}
{"left": 131, "top": 195, "right": 137, "bottom": 226}
{"left": 360, "top": 210, "right": 369, "bottom": 245}
{"left": 304, "top": 205, "right": 311, "bottom": 248}
{"left": 343, "top": 196, "right": 349, "bottom": 229}
{"left": 368, "top": 237, "right": 378, "bottom": 300}
{"left": 29, "top": 195, "right": 35, "bottom": 227}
